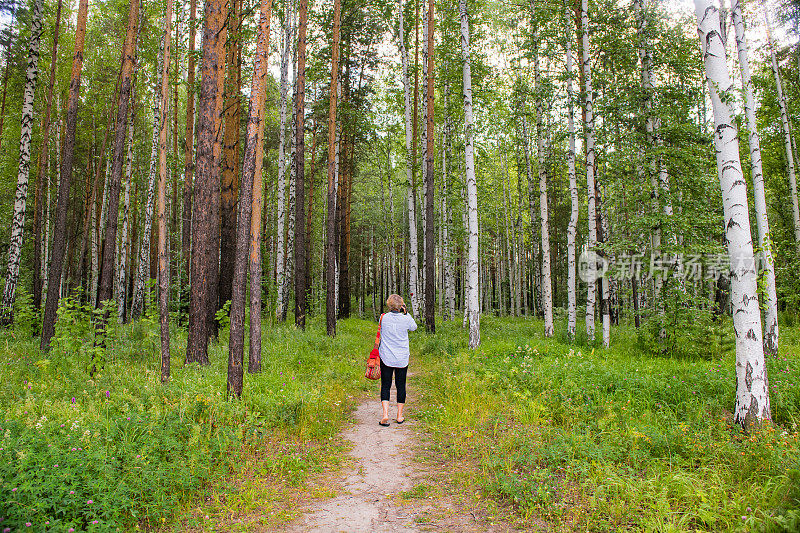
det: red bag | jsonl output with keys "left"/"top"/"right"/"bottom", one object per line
{"left": 365, "top": 314, "right": 384, "bottom": 380}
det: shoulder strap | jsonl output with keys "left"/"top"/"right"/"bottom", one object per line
{"left": 374, "top": 314, "right": 384, "bottom": 350}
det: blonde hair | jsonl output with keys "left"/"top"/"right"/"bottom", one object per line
{"left": 386, "top": 294, "right": 405, "bottom": 312}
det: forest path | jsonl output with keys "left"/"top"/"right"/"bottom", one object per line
{"left": 284, "top": 375, "right": 517, "bottom": 532}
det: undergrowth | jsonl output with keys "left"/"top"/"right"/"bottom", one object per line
{"left": 0, "top": 294, "right": 375, "bottom": 532}
{"left": 415, "top": 315, "right": 800, "bottom": 532}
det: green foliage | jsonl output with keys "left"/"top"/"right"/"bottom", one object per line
{"left": 416, "top": 317, "right": 800, "bottom": 530}
{"left": 0, "top": 315, "right": 375, "bottom": 530}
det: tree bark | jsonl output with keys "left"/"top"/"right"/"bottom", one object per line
{"left": 695, "top": 0, "right": 770, "bottom": 430}
{"left": 399, "top": 0, "right": 420, "bottom": 317}
{"left": 423, "top": 0, "right": 435, "bottom": 333}
{"left": 765, "top": 14, "right": 800, "bottom": 255}
{"left": 565, "top": 8, "right": 578, "bottom": 340}
{"left": 325, "top": 0, "right": 342, "bottom": 336}
{"left": 158, "top": 0, "right": 173, "bottom": 384}
{"left": 131, "top": 31, "right": 165, "bottom": 320}
{"left": 117, "top": 63, "right": 138, "bottom": 322}
{"left": 294, "top": 0, "right": 308, "bottom": 329}
{"left": 186, "top": 0, "right": 228, "bottom": 364}
{"left": 219, "top": 0, "right": 242, "bottom": 311}
{"left": 582, "top": 0, "right": 597, "bottom": 343}
{"left": 97, "top": 0, "right": 139, "bottom": 323}
{"left": 275, "top": 0, "right": 294, "bottom": 322}
{"left": 460, "top": 0, "right": 479, "bottom": 348}
{"left": 182, "top": 0, "right": 197, "bottom": 285}
{"left": 229, "top": 0, "right": 272, "bottom": 394}
{"left": 33, "top": 0, "right": 63, "bottom": 313}
{"left": 1, "top": 0, "right": 43, "bottom": 322}
{"left": 732, "top": 2, "right": 779, "bottom": 356}
{"left": 41, "top": 0, "right": 89, "bottom": 351}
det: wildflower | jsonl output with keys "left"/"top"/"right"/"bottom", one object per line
{"left": 11, "top": 487, "right": 17, "bottom": 492}
{"left": 71, "top": 397, "right": 76, "bottom": 404}
{"left": 69, "top": 490, "right": 75, "bottom": 494}
{"left": 105, "top": 391, "right": 110, "bottom": 398}
{"left": 69, "top": 529, "right": 75, "bottom": 532}
{"left": 3, "top": 528, "right": 10, "bottom": 532}
{"left": 87, "top": 499, "right": 93, "bottom": 504}
{"left": 92, "top": 520, "right": 99, "bottom": 525}
{"left": 25, "top": 523, "right": 31, "bottom": 527}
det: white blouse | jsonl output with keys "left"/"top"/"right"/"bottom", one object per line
{"left": 378, "top": 311, "right": 418, "bottom": 368}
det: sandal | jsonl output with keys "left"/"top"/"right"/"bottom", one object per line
{"left": 396, "top": 418, "right": 405, "bottom": 424}
{"left": 379, "top": 418, "right": 390, "bottom": 427}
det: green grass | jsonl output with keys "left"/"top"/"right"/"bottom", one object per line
{"left": 413, "top": 316, "right": 800, "bottom": 532}
{"left": 0, "top": 302, "right": 376, "bottom": 532}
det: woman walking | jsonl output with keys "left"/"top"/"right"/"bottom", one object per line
{"left": 375, "top": 294, "right": 417, "bottom": 426}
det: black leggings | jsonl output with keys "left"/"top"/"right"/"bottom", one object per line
{"left": 380, "top": 361, "right": 408, "bottom": 404}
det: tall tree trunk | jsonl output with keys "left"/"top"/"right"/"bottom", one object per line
{"left": 294, "top": 0, "right": 308, "bottom": 329}
{"left": 131, "top": 32, "right": 165, "bottom": 320}
{"left": 117, "top": 65, "right": 138, "bottom": 322}
{"left": 581, "top": 0, "right": 597, "bottom": 343}
{"left": 186, "top": 0, "right": 228, "bottom": 364}
{"left": 97, "top": 0, "right": 139, "bottom": 323}
{"left": 41, "top": 0, "right": 89, "bottom": 350}
{"left": 0, "top": 6, "right": 17, "bottom": 153}
{"left": 460, "top": 0, "right": 479, "bottom": 348}
{"left": 229, "top": 0, "right": 272, "bottom": 394}
{"left": 275, "top": 0, "right": 294, "bottom": 322}
{"left": 182, "top": 0, "right": 197, "bottom": 285}
{"left": 325, "top": 0, "right": 342, "bottom": 336}
{"left": 565, "top": 7, "right": 578, "bottom": 340}
{"left": 531, "top": 0, "right": 552, "bottom": 337}
{"left": 33, "top": 0, "right": 63, "bottom": 312}
{"left": 423, "top": 0, "right": 435, "bottom": 333}
{"left": 765, "top": 14, "right": 800, "bottom": 255}
{"left": 733, "top": 2, "right": 779, "bottom": 356}
{"left": 158, "top": 0, "right": 173, "bottom": 383}
{"left": 695, "top": 0, "right": 770, "bottom": 430}
{"left": 399, "top": 0, "right": 420, "bottom": 317}
{"left": 442, "top": 87, "right": 454, "bottom": 321}
{"left": 219, "top": 0, "right": 242, "bottom": 311}
{"left": 1, "top": 0, "right": 43, "bottom": 322}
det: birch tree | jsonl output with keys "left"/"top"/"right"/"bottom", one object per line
{"left": 695, "top": 0, "right": 770, "bottom": 429}
{"left": 582, "top": 0, "right": 597, "bottom": 342}
{"left": 565, "top": 7, "right": 578, "bottom": 340}
{"left": 33, "top": 0, "right": 63, "bottom": 312}
{"left": 275, "top": 0, "right": 294, "bottom": 322}
{"left": 1, "top": 0, "right": 42, "bottom": 322}
{"left": 765, "top": 13, "right": 800, "bottom": 255}
{"left": 131, "top": 28, "right": 165, "bottom": 321}
{"left": 423, "top": 0, "right": 435, "bottom": 333}
{"left": 732, "top": 2, "right": 778, "bottom": 356}
{"left": 117, "top": 67, "right": 138, "bottom": 322}
{"left": 460, "top": 0, "right": 479, "bottom": 348}
{"left": 399, "top": 0, "right": 420, "bottom": 317}
{"left": 325, "top": 0, "right": 342, "bottom": 336}
{"left": 41, "top": 0, "right": 89, "bottom": 350}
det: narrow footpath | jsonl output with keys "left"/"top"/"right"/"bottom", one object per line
{"left": 284, "top": 379, "right": 519, "bottom": 532}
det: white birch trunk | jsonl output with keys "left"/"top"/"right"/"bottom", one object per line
{"left": 1, "top": 0, "right": 42, "bottom": 318}
{"left": 532, "top": 0, "right": 552, "bottom": 336}
{"left": 441, "top": 90, "right": 454, "bottom": 320}
{"left": 565, "top": 14, "right": 578, "bottom": 340}
{"left": 765, "top": 14, "right": 800, "bottom": 255}
{"left": 117, "top": 68, "right": 137, "bottom": 321}
{"left": 420, "top": 4, "right": 429, "bottom": 307}
{"left": 460, "top": 0, "right": 479, "bottom": 347}
{"left": 732, "top": 2, "right": 778, "bottom": 355}
{"left": 582, "top": 0, "right": 597, "bottom": 342}
{"left": 275, "top": 0, "right": 293, "bottom": 321}
{"left": 131, "top": 30, "right": 165, "bottom": 320}
{"left": 399, "top": 0, "right": 420, "bottom": 316}
{"left": 695, "top": 0, "right": 770, "bottom": 429}
{"left": 282, "top": 44, "right": 297, "bottom": 318}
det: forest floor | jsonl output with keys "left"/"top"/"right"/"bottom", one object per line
{"left": 283, "top": 376, "right": 523, "bottom": 533}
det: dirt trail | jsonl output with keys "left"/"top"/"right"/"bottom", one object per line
{"left": 286, "top": 398, "right": 418, "bottom": 532}
{"left": 284, "top": 380, "right": 519, "bottom": 533}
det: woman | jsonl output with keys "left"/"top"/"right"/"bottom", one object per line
{"left": 376, "top": 294, "right": 417, "bottom": 426}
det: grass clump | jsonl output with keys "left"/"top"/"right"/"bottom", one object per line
{"left": 0, "top": 296, "right": 377, "bottom": 532}
{"left": 415, "top": 316, "right": 800, "bottom": 531}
